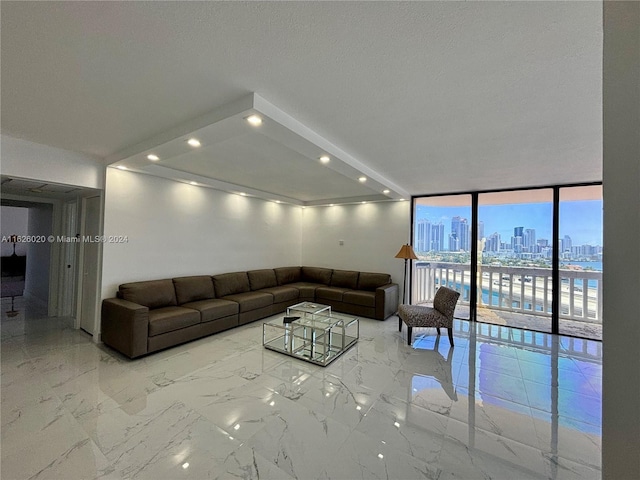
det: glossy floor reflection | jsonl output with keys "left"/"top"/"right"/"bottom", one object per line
{"left": 1, "top": 297, "right": 601, "bottom": 479}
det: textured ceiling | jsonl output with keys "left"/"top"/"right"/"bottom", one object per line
{"left": 1, "top": 1, "right": 602, "bottom": 201}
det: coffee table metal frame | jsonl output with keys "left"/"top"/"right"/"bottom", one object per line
{"left": 263, "top": 307, "right": 359, "bottom": 367}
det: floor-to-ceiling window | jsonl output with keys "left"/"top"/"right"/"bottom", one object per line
{"left": 411, "top": 183, "right": 602, "bottom": 340}
{"left": 558, "top": 185, "right": 603, "bottom": 339}
{"left": 477, "top": 189, "right": 554, "bottom": 333}
{"left": 412, "top": 195, "right": 472, "bottom": 320}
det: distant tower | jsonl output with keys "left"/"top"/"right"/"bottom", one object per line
{"left": 513, "top": 226, "right": 524, "bottom": 254}
{"left": 451, "top": 216, "right": 470, "bottom": 251}
{"left": 415, "top": 219, "right": 431, "bottom": 252}
{"left": 524, "top": 229, "right": 536, "bottom": 252}
{"left": 563, "top": 235, "right": 572, "bottom": 252}
{"left": 431, "top": 223, "right": 445, "bottom": 251}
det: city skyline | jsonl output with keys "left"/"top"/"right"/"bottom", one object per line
{"left": 415, "top": 199, "right": 603, "bottom": 247}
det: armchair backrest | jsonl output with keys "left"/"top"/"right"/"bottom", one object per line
{"left": 433, "top": 286, "right": 460, "bottom": 320}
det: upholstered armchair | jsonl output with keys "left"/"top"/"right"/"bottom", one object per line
{"left": 398, "top": 286, "right": 460, "bottom": 346}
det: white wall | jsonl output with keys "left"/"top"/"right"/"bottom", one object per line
{"left": 602, "top": 2, "right": 640, "bottom": 478}
{"left": 301, "top": 201, "right": 411, "bottom": 296}
{"left": 24, "top": 204, "right": 53, "bottom": 304}
{"left": 0, "top": 134, "right": 105, "bottom": 189}
{"left": 1, "top": 207, "right": 28, "bottom": 256}
{"left": 101, "top": 168, "right": 304, "bottom": 299}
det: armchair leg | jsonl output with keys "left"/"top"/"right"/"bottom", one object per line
{"left": 398, "top": 317, "right": 402, "bottom": 332}
{"left": 447, "top": 328, "right": 454, "bottom": 347}
{"left": 436, "top": 327, "right": 441, "bottom": 336}
{"left": 407, "top": 326, "right": 412, "bottom": 345}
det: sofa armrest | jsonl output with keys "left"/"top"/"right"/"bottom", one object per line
{"left": 101, "top": 298, "right": 149, "bottom": 358}
{"left": 375, "top": 283, "right": 399, "bottom": 320}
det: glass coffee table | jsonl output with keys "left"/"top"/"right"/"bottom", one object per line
{"left": 263, "top": 305, "right": 359, "bottom": 366}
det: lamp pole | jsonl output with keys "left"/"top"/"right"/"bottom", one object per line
{"left": 395, "top": 244, "right": 418, "bottom": 305}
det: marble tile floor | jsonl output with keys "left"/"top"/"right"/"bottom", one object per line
{"left": 1, "top": 296, "right": 602, "bottom": 479}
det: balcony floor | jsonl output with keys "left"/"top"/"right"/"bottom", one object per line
{"left": 454, "top": 305, "right": 602, "bottom": 341}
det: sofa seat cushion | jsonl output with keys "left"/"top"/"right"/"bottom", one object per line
{"left": 343, "top": 290, "right": 376, "bottom": 307}
{"left": 222, "top": 291, "right": 273, "bottom": 312}
{"left": 181, "top": 299, "right": 239, "bottom": 323}
{"left": 148, "top": 306, "right": 200, "bottom": 336}
{"left": 316, "top": 286, "right": 351, "bottom": 302}
{"left": 173, "top": 276, "right": 215, "bottom": 305}
{"left": 260, "top": 286, "right": 299, "bottom": 303}
{"left": 286, "top": 282, "right": 321, "bottom": 298}
{"left": 120, "top": 279, "right": 177, "bottom": 309}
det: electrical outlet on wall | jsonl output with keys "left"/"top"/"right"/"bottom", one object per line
{"left": 339, "top": 239, "right": 344, "bottom": 246}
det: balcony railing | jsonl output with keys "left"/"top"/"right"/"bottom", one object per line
{"left": 412, "top": 261, "right": 602, "bottom": 324}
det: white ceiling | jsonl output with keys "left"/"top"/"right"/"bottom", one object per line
{"left": 1, "top": 1, "right": 603, "bottom": 204}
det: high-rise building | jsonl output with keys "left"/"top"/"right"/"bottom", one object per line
{"left": 415, "top": 218, "right": 431, "bottom": 252}
{"left": 524, "top": 228, "right": 536, "bottom": 251}
{"left": 512, "top": 226, "right": 524, "bottom": 254}
{"left": 451, "top": 216, "right": 469, "bottom": 251}
{"left": 431, "top": 223, "right": 445, "bottom": 251}
{"left": 486, "top": 232, "right": 501, "bottom": 252}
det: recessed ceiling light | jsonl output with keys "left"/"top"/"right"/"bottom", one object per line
{"left": 147, "top": 154, "right": 159, "bottom": 161}
{"left": 275, "top": 200, "right": 281, "bottom": 204}
{"left": 383, "top": 189, "right": 390, "bottom": 194}
{"left": 319, "top": 155, "right": 330, "bottom": 164}
{"left": 358, "top": 176, "right": 367, "bottom": 183}
{"left": 189, "top": 181, "right": 198, "bottom": 186}
{"left": 187, "top": 138, "right": 201, "bottom": 148}
{"left": 117, "top": 166, "right": 128, "bottom": 170}
{"left": 182, "top": 463, "right": 189, "bottom": 470}
{"left": 329, "top": 204, "right": 335, "bottom": 207}
{"left": 245, "top": 114, "right": 263, "bottom": 126}
{"left": 240, "top": 192, "right": 247, "bottom": 196}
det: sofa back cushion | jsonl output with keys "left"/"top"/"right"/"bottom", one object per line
{"left": 274, "top": 266, "right": 301, "bottom": 285}
{"left": 357, "top": 272, "right": 391, "bottom": 290}
{"left": 173, "top": 276, "right": 215, "bottom": 304}
{"left": 119, "top": 279, "right": 177, "bottom": 309}
{"left": 301, "top": 266, "right": 332, "bottom": 285}
{"left": 213, "top": 272, "right": 250, "bottom": 298}
{"left": 248, "top": 269, "right": 277, "bottom": 291}
{"left": 330, "top": 269, "right": 359, "bottom": 289}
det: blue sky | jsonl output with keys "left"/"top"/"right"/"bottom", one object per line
{"left": 416, "top": 200, "right": 602, "bottom": 246}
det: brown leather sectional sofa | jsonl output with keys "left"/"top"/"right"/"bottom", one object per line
{"left": 101, "top": 266, "right": 399, "bottom": 358}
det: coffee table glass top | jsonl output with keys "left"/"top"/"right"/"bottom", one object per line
{"left": 286, "top": 302, "right": 331, "bottom": 316}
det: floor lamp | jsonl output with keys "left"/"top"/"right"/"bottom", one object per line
{"left": 395, "top": 244, "right": 418, "bottom": 305}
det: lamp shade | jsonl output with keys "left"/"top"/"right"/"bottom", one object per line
{"left": 395, "top": 244, "right": 418, "bottom": 260}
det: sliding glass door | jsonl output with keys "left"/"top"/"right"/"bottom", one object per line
{"left": 411, "top": 183, "right": 602, "bottom": 340}
{"left": 412, "top": 195, "right": 472, "bottom": 320}
{"left": 558, "top": 185, "right": 603, "bottom": 339}
{"left": 477, "top": 189, "right": 554, "bottom": 332}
